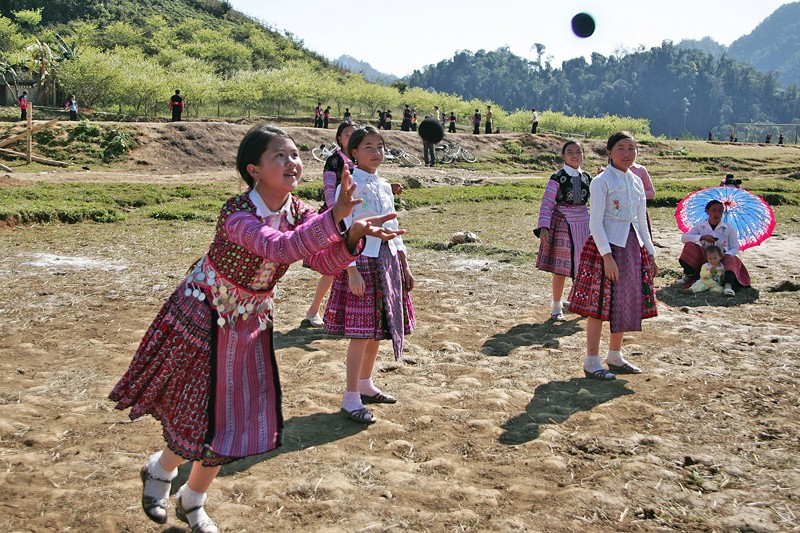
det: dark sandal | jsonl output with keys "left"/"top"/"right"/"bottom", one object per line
{"left": 606, "top": 362, "right": 642, "bottom": 374}
{"left": 176, "top": 495, "right": 220, "bottom": 533}
{"left": 340, "top": 407, "right": 376, "bottom": 423}
{"left": 584, "top": 368, "right": 616, "bottom": 380}
{"left": 360, "top": 391, "right": 397, "bottom": 404}
{"left": 139, "top": 465, "right": 171, "bottom": 525}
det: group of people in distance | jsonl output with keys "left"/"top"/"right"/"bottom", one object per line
{"left": 534, "top": 132, "right": 751, "bottom": 380}
{"left": 109, "top": 120, "right": 754, "bottom": 532}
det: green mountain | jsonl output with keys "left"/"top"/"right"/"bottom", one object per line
{"left": 334, "top": 55, "right": 398, "bottom": 84}
{"left": 727, "top": 1, "right": 800, "bottom": 86}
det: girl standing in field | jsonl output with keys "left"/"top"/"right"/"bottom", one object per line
{"left": 109, "top": 124, "right": 403, "bottom": 532}
{"left": 304, "top": 122, "right": 356, "bottom": 326}
{"left": 534, "top": 140, "right": 592, "bottom": 321}
{"left": 324, "top": 125, "right": 415, "bottom": 424}
{"left": 568, "top": 131, "right": 658, "bottom": 380}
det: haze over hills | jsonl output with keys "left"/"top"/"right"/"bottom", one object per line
{"left": 334, "top": 55, "right": 398, "bottom": 84}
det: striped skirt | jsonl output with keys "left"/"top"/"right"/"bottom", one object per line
{"left": 536, "top": 207, "right": 590, "bottom": 279}
{"left": 679, "top": 242, "right": 751, "bottom": 287}
{"left": 109, "top": 281, "right": 283, "bottom": 466}
{"left": 568, "top": 230, "right": 658, "bottom": 332}
{"left": 324, "top": 243, "right": 415, "bottom": 360}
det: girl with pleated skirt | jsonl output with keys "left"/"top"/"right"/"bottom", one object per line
{"left": 568, "top": 131, "right": 658, "bottom": 380}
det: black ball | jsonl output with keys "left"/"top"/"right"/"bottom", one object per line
{"left": 571, "top": 12, "right": 595, "bottom": 38}
{"left": 418, "top": 117, "right": 445, "bottom": 144}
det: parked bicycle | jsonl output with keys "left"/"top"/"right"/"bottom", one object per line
{"left": 311, "top": 142, "right": 339, "bottom": 163}
{"left": 385, "top": 147, "right": 422, "bottom": 167}
{"left": 434, "top": 140, "right": 477, "bottom": 163}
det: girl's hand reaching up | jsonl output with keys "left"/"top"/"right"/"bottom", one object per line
{"left": 331, "top": 166, "right": 361, "bottom": 223}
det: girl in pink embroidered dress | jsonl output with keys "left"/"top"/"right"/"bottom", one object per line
{"left": 304, "top": 122, "right": 356, "bottom": 326}
{"left": 324, "top": 125, "right": 416, "bottom": 424}
{"left": 109, "top": 124, "right": 404, "bottom": 533}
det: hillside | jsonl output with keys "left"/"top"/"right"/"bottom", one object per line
{"left": 334, "top": 55, "right": 399, "bottom": 84}
{"left": 727, "top": 1, "right": 800, "bottom": 87}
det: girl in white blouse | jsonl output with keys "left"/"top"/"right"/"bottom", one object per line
{"left": 568, "top": 131, "right": 659, "bottom": 380}
{"left": 324, "top": 126, "right": 416, "bottom": 423}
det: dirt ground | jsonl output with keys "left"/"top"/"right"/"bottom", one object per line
{"left": 0, "top": 124, "right": 798, "bottom": 532}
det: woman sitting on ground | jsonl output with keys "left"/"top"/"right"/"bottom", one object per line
{"left": 679, "top": 199, "right": 751, "bottom": 297}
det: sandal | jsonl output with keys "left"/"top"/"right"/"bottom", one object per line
{"left": 360, "top": 391, "right": 397, "bottom": 404}
{"left": 551, "top": 311, "right": 566, "bottom": 322}
{"left": 340, "top": 407, "right": 376, "bottom": 423}
{"left": 606, "top": 362, "right": 642, "bottom": 374}
{"left": 139, "top": 464, "right": 171, "bottom": 525}
{"left": 584, "top": 368, "right": 616, "bottom": 380}
{"left": 176, "top": 494, "right": 220, "bottom": 533}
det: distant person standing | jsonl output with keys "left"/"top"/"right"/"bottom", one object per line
{"left": 314, "top": 102, "right": 323, "bottom": 128}
{"left": 778, "top": 134, "right": 784, "bottom": 145}
{"left": 448, "top": 112, "right": 457, "bottom": 133}
{"left": 170, "top": 90, "right": 184, "bottom": 122}
{"left": 401, "top": 105, "right": 412, "bottom": 131}
{"left": 343, "top": 108, "right": 352, "bottom": 124}
{"left": 485, "top": 105, "right": 493, "bottom": 134}
{"left": 531, "top": 108, "right": 539, "bottom": 134}
{"left": 472, "top": 109, "right": 481, "bottom": 134}
{"left": 411, "top": 109, "right": 418, "bottom": 132}
{"left": 765, "top": 133, "right": 772, "bottom": 143}
{"left": 18, "top": 90, "right": 28, "bottom": 121}
{"left": 323, "top": 106, "right": 331, "bottom": 128}
{"left": 65, "top": 94, "right": 78, "bottom": 121}
{"left": 384, "top": 109, "right": 393, "bottom": 130}
{"left": 433, "top": 105, "right": 441, "bottom": 123}
{"left": 707, "top": 131, "right": 713, "bottom": 141}
{"left": 377, "top": 109, "right": 386, "bottom": 130}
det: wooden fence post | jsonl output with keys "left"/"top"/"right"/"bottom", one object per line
{"left": 26, "top": 103, "right": 33, "bottom": 163}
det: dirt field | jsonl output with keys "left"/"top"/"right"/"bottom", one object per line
{"left": 0, "top": 124, "right": 798, "bottom": 532}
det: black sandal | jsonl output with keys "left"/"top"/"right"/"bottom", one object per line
{"left": 139, "top": 464, "right": 171, "bottom": 525}
{"left": 606, "top": 362, "right": 642, "bottom": 374}
{"left": 176, "top": 494, "right": 220, "bottom": 533}
{"left": 584, "top": 368, "right": 616, "bottom": 380}
{"left": 340, "top": 407, "right": 376, "bottom": 423}
{"left": 360, "top": 391, "right": 397, "bottom": 404}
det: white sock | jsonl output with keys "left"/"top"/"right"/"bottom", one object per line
{"left": 177, "top": 484, "right": 212, "bottom": 527}
{"left": 605, "top": 350, "right": 626, "bottom": 366}
{"left": 148, "top": 451, "right": 178, "bottom": 481}
{"left": 584, "top": 355, "right": 604, "bottom": 373}
{"left": 342, "top": 391, "right": 364, "bottom": 412}
{"left": 358, "top": 378, "right": 381, "bottom": 396}
{"left": 551, "top": 301, "right": 563, "bottom": 314}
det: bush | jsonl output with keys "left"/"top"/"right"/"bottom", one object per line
{"left": 101, "top": 128, "right": 135, "bottom": 162}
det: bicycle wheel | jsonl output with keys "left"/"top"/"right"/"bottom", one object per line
{"left": 311, "top": 146, "right": 326, "bottom": 163}
{"left": 460, "top": 148, "right": 477, "bottom": 163}
{"left": 399, "top": 152, "right": 422, "bottom": 166}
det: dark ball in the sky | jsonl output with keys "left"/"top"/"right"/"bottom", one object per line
{"left": 571, "top": 12, "right": 595, "bottom": 38}
{"left": 418, "top": 117, "right": 445, "bottom": 144}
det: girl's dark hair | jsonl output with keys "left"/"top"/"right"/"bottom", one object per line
{"left": 346, "top": 125, "right": 384, "bottom": 162}
{"left": 705, "top": 245, "right": 722, "bottom": 256}
{"left": 561, "top": 140, "right": 582, "bottom": 155}
{"left": 236, "top": 124, "right": 293, "bottom": 188}
{"left": 705, "top": 199, "right": 723, "bottom": 211}
{"left": 606, "top": 131, "right": 635, "bottom": 151}
{"left": 335, "top": 122, "right": 354, "bottom": 147}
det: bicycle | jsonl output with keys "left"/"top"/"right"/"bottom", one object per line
{"left": 385, "top": 147, "right": 422, "bottom": 167}
{"left": 312, "top": 142, "right": 339, "bottom": 163}
{"left": 434, "top": 140, "right": 477, "bottom": 163}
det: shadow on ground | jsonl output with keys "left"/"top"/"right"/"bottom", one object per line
{"left": 482, "top": 318, "right": 583, "bottom": 356}
{"left": 499, "top": 377, "right": 634, "bottom": 445}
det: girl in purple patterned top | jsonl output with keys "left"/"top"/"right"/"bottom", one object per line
{"left": 109, "top": 124, "right": 403, "bottom": 533}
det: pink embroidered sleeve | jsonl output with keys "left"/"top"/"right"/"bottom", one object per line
{"left": 323, "top": 170, "right": 338, "bottom": 207}
{"left": 536, "top": 180, "right": 559, "bottom": 230}
{"left": 225, "top": 210, "right": 360, "bottom": 275}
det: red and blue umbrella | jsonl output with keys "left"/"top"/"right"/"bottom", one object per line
{"left": 675, "top": 186, "right": 775, "bottom": 251}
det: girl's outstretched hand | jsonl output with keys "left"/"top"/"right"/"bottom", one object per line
{"left": 345, "top": 213, "right": 406, "bottom": 251}
{"left": 331, "top": 166, "right": 361, "bottom": 223}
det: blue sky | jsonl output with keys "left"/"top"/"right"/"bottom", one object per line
{"left": 228, "top": 1, "right": 794, "bottom": 76}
